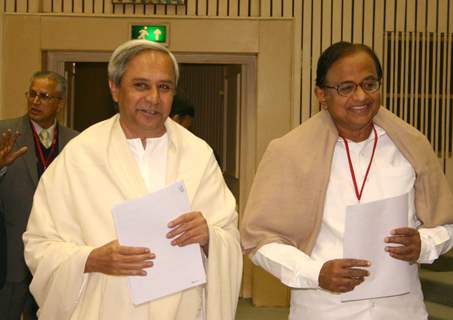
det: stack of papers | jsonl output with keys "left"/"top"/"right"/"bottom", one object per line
{"left": 112, "top": 181, "right": 206, "bottom": 305}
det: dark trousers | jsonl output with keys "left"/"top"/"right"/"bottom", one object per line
{"left": 0, "top": 281, "right": 38, "bottom": 320}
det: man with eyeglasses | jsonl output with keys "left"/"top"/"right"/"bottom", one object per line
{"left": 0, "top": 71, "right": 77, "bottom": 320}
{"left": 241, "top": 42, "right": 453, "bottom": 319}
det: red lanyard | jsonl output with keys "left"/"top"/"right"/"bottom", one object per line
{"left": 341, "top": 125, "right": 378, "bottom": 201}
{"left": 30, "top": 121, "right": 58, "bottom": 170}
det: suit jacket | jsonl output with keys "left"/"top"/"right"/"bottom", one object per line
{"left": 0, "top": 115, "right": 78, "bottom": 282}
{"left": 0, "top": 207, "right": 6, "bottom": 288}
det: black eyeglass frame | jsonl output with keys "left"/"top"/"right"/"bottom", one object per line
{"left": 322, "top": 78, "right": 382, "bottom": 97}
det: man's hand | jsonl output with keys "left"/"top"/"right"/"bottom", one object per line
{"left": 167, "top": 211, "right": 209, "bottom": 255}
{"left": 0, "top": 130, "right": 27, "bottom": 168}
{"left": 385, "top": 227, "right": 421, "bottom": 263}
{"left": 84, "top": 240, "right": 155, "bottom": 276}
{"left": 319, "top": 259, "right": 370, "bottom": 293}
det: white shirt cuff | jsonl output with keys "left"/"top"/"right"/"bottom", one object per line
{"left": 251, "top": 242, "right": 324, "bottom": 289}
{"left": 418, "top": 225, "right": 453, "bottom": 264}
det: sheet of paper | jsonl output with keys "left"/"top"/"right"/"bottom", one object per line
{"left": 112, "top": 181, "right": 206, "bottom": 305}
{"left": 342, "top": 193, "right": 411, "bottom": 302}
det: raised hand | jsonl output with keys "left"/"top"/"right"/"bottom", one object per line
{"left": 0, "top": 130, "right": 27, "bottom": 168}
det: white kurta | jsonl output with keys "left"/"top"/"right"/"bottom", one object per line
{"left": 23, "top": 115, "right": 242, "bottom": 320}
{"left": 253, "top": 126, "right": 453, "bottom": 320}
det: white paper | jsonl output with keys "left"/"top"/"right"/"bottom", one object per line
{"left": 342, "top": 193, "right": 411, "bottom": 302}
{"left": 112, "top": 181, "right": 206, "bottom": 305}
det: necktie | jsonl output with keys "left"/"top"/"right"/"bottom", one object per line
{"left": 39, "top": 129, "right": 52, "bottom": 149}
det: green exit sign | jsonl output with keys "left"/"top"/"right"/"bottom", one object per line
{"left": 131, "top": 25, "right": 168, "bottom": 44}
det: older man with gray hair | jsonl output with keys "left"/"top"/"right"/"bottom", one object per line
{"left": 23, "top": 40, "right": 242, "bottom": 320}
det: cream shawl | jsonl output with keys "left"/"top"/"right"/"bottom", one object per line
{"left": 241, "top": 107, "right": 453, "bottom": 255}
{"left": 23, "top": 115, "right": 242, "bottom": 320}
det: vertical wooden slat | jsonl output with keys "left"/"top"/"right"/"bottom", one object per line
{"left": 16, "top": 0, "right": 27, "bottom": 12}
{"left": 362, "top": 0, "right": 374, "bottom": 47}
{"left": 352, "top": 0, "right": 364, "bottom": 43}
{"left": 342, "top": 0, "right": 352, "bottom": 42}
{"left": 421, "top": 32, "right": 428, "bottom": 135}
{"left": 104, "top": 0, "right": 113, "bottom": 14}
{"left": 4, "top": 0, "right": 15, "bottom": 12}
{"left": 186, "top": 0, "right": 196, "bottom": 15}
{"left": 273, "top": 0, "right": 282, "bottom": 17}
{"left": 402, "top": 31, "right": 409, "bottom": 122}
{"left": 156, "top": 4, "right": 166, "bottom": 15}
{"left": 62, "top": 0, "right": 72, "bottom": 12}
{"left": 311, "top": 0, "right": 322, "bottom": 114}
{"left": 301, "top": 0, "right": 313, "bottom": 118}
{"left": 207, "top": 0, "right": 217, "bottom": 16}
{"left": 261, "top": 0, "right": 271, "bottom": 17}
{"left": 218, "top": 0, "right": 228, "bottom": 16}
{"left": 331, "top": 0, "right": 342, "bottom": 42}
{"left": 28, "top": 0, "right": 41, "bottom": 12}
{"left": 123, "top": 3, "right": 134, "bottom": 15}
{"left": 374, "top": 0, "right": 385, "bottom": 61}
{"left": 166, "top": 4, "right": 177, "bottom": 15}
{"left": 197, "top": 0, "right": 207, "bottom": 16}
{"left": 321, "top": 0, "right": 332, "bottom": 50}
{"left": 446, "top": 33, "right": 452, "bottom": 159}
{"left": 42, "top": 0, "right": 52, "bottom": 12}
{"left": 282, "top": 0, "right": 292, "bottom": 17}
{"left": 249, "top": 0, "right": 260, "bottom": 17}
{"left": 72, "top": 0, "right": 85, "bottom": 13}
{"left": 228, "top": 0, "right": 238, "bottom": 17}
{"left": 388, "top": 32, "right": 395, "bottom": 113}
{"left": 426, "top": 0, "right": 437, "bottom": 32}
{"left": 433, "top": 32, "right": 441, "bottom": 153}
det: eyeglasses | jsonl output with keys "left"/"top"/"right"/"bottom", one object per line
{"left": 25, "top": 90, "right": 62, "bottom": 103}
{"left": 323, "top": 78, "right": 381, "bottom": 97}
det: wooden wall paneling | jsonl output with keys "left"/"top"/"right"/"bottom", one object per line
{"left": 362, "top": 0, "right": 374, "bottom": 47}
{"left": 228, "top": 0, "right": 238, "bottom": 17}
{"left": 432, "top": 32, "right": 441, "bottom": 152}
{"left": 331, "top": 0, "right": 342, "bottom": 42}
{"left": 166, "top": 3, "right": 177, "bottom": 15}
{"left": 312, "top": 0, "right": 321, "bottom": 94}
{"left": 272, "top": 0, "right": 282, "bottom": 17}
{"left": 388, "top": 32, "right": 395, "bottom": 113}
{"left": 72, "top": 0, "right": 85, "bottom": 13}
{"left": 426, "top": 0, "right": 437, "bottom": 32}
{"left": 63, "top": 0, "right": 73, "bottom": 12}
{"left": 385, "top": 0, "right": 395, "bottom": 32}
{"left": 197, "top": 0, "right": 207, "bottom": 16}
{"left": 437, "top": 0, "right": 448, "bottom": 32}
{"left": 93, "top": 0, "right": 104, "bottom": 14}
{"left": 402, "top": 31, "right": 409, "bottom": 122}
{"left": 249, "top": 0, "right": 260, "bottom": 17}
{"left": 301, "top": 0, "right": 313, "bottom": 118}
{"left": 3, "top": 0, "right": 15, "bottom": 12}
{"left": 405, "top": 0, "right": 416, "bottom": 31}
{"left": 207, "top": 0, "right": 217, "bottom": 16}
{"left": 341, "top": 0, "right": 352, "bottom": 42}
{"left": 218, "top": 0, "right": 228, "bottom": 16}
{"left": 53, "top": 0, "right": 63, "bottom": 13}
{"left": 16, "top": 0, "right": 27, "bottom": 12}
{"left": 282, "top": 0, "right": 292, "bottom": 17}
{"left": 186, "top": 0, "right": 196, "bottom": 15}
{"left": 123, "top": 3, "right": 134, "bottom": 15}
{"left": 416, "top": 0, "right": 426, "bottom": 32}
{"left": 420, "top": 30, "right": 428, "bottom": 134}
{"left": 395, "top": 0, "right": 405, "bottom": 31}
{"left": 42, "top": 0, "right": 52, "bottom": 12}
{"left": 311, "top": 0, "right": 322, "bottom": 114}
{"left": 261, "top": 0, "right": 271, "bottom": 17}
{"left": 28, "top": 0, "right": 41, "bottom": 13}
{"left": 445, "top": 32, "right": 452, "bottom": 179}
{"left": 292, "top": 0, "right": 302, "bottom": 126}
{"left": 238, "top": 0, "right": 248, "bottom": 17}
{"left": 352, "top": 0, "right": 364, "bottom": 43}
{"left": 373, "top": 0, "right": 384, "bottom": 61}
{"left": 321, "top": 0, "right": 332, "bottom": 50}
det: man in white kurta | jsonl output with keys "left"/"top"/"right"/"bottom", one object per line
{"left": 23, "top": 115, "right": 241, "bottom": 319}
{"left": 23, "top": 40, "right": 242, "bottom": 320}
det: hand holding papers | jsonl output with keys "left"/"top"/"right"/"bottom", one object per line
{"left": 342, "top": 193, "right": 412, "bottom": 302}
{"left": 112, "top": 181, "right": 207, "bottom": 305}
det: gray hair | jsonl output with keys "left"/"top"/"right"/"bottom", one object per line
{"left": 30, "top": 71, "right": 67, "bottom": 98}
{"left": 108, "top": 40, "right": 179, "bottom": 87}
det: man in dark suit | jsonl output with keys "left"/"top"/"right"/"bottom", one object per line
{"left": 0, "top": 71, "right": 78, "bottom": 320}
